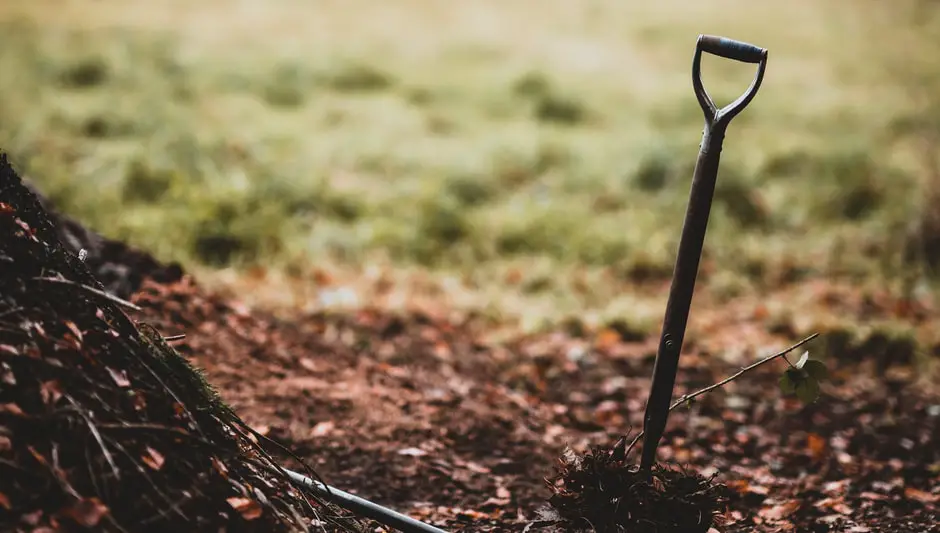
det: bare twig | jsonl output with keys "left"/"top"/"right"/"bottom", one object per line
{"left": 103, "top": 434, "right": 189, "bottom": 522}
{"left": 163, "top": 334, "right": 186, "bottom": 342}
{"left": 32, "top": 276, "right": 142, "bottom": 312}
{"left": 0, "top": 306, "right": 24, "bottom": 320}
{"left": 66, "top": 394, "right": 121, "bottom": 481}
{"left": 624, "top": 333, "right": 819, "bottom": 459}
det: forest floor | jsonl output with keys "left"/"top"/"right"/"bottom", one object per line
{"left": 32, "top": 180, "right": 940, "bottom": 532}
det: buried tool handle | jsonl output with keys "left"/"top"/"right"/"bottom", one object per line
{"left": 698, "top": 35, "right": 765, "bottom": 64}
{"left": 639, "top": 36, "right": 768, "bottom": 474}
{"left": 692, "top": 34, "right": 768, "bottom": 128}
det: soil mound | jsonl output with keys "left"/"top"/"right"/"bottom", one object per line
{"left": 23, "top": 180, "right": 185, "bottom": 300}
{"left": 0, "top": 154, "right": 360, "bottom": 532}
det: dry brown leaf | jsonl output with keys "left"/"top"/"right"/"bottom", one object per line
{"left": 0, "top": 344, "right": 18, "bottom": 356}
{"left": 807, "top": 433, "right": 827, "bottom": 462}
{"left": 904, "top": 487, "right": 940, "bottom": 504}
{"left": 310, "top": 421, "right": 335, "bottom": 437}
{"left": 227, "top": 496, "right": 263, "bottom": 520}
{"left": 398, "top": 447, "right": 427, "bottom": 457}
{"left": 759, "top": 499, "right": 800, "bottom": 521}
{"left": 753, "top": 303, "right": 770, "bottom": 320}
{"left": 63, "top": 320, "right": 83, "bottom": 344}
{"left": 21, "top": 510, "right": 43, "bottom": 526}
{"left": 594, "top": 328, "right": 621, "bottom": 351}
{"left": 106, "top": 367, "right": 130, "bottom": 388}
{"left": 0, "top": 403, "right": 25, "bottom": 416}
{"left": 142, "top": 446, "right": 165, "bottom": 471}
{"left": 212, "top": 456, "right": 229, "bottom": 477}
{"left": 726, "top": 479, "right": 750, "bottom": 494}
{"left": 40, "top": 380, "right": 62, "bottom": 406}
{"left": 60, "top": 497, "right": 110, "bottom": 527}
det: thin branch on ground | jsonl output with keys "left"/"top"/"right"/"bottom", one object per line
{"left": 32, "top": 276, "right": 142, "bottom": 312}
{"left": 623, "top": 332, "right": 820, "bottom": 459}
{"left": 66, "top": 394, "right": 122, "bottom": 481}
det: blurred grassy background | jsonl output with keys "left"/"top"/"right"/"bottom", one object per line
{"left": 2, "top": 0, "right": 940, "bottom": 326}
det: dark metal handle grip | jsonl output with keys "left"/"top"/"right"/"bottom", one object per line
{"left": 698, "top": 35, "right": 765, "bottom": 64}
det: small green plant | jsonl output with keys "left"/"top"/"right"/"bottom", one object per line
{"left": 778, "top": 350, "right": 829, "bottom": 403}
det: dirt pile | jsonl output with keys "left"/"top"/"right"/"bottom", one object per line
{"left": 0, "top": 154, "right": 361, "bottom": 532}
{"left": 23, "top": 180, "right": 185, "bottom": 300}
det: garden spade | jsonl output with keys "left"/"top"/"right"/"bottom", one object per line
{"left": 640, "top": 35, "right": 768, "bottom": 472}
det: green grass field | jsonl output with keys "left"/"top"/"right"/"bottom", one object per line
{"left": 2, "top": 0, "right": 940, "bottom": 327}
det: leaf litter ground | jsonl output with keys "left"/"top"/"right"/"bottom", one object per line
{"left": 7, "top": 159, "right": 940, "bottom": 532}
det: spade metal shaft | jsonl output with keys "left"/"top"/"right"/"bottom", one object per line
{"left": 640, "top": 35, "right": 768, "bottom": 472}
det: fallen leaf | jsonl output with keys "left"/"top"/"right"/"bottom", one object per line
{"left": 398, "top": 447, "right": 428, "bottom": 457}
{"left": 726, "top": 479, "right": 750, "bottom": 494}
{"left": 40, "top": 380, "right": 63, "bottom": 406}
{"left": 21, "top": 510, "right": 43, "bottom": 526}
{"left": 823, "top": 479, "right": 850, "bottom": 495}
{"left": 227, "top": 496, "right": 263, "bottom": 520}
{"left": 759, "top": 499, "right": 800, "bottom": 521}
{"left": 753, "top": 303, "right": 770, "bottom": 320}
{"left": 0, "top": 492, "right": 10, "bottom": 510}
{"left": 310, "top": 421, "right": 335, "bottom": 437}
{"left": 1, "top": 365, "right": 15, "bottom": 386}
{"left": 904, "top": 487, "right": 940, "bottom": 504}
{"left": 0, "top": 403, "right": 25, "bottom": 416}
{"left": 106, "top": 367, "right": 130, "bottom": 388}
{"left": 60, "top": 497, "right": 109, "bottom": 527}
{"left": 807, "top": 433, "right": 827, "bottom": 462}
{"left": 63, "top": 320, "right": 83, "bottom": 343}
{"left": 748, "top": 484, "right": 771, "bottom": 496}
{"left": 594, "top": 328, "right": 621, "bottom": 351}
{"left": 815, "top": 496, "right": 853, "bottom": 515}
{"left": 212, "top": 457, "right": 229, "bottom": 477}
{"left": 142, "top": 446, "right": 165, "bottom": 471}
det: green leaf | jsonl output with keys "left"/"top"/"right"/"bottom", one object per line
{"left": 795, "top": 377, "right": 821, "bottom": 403}
{"left": 802, "top": 359, "right": 828, "bottom": 381}
{"left": 795, "top": 351, "right": 810, "bottom": 369}
{"left": 779, "top": 371, "right": 797, "bottom": 394}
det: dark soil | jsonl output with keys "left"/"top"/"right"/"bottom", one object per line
{"left": 12, "top": 154, "right": 940, "bottom": 532}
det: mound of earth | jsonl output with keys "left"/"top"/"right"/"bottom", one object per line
{"left": 0, "top": 154, "right": 363, "bottom": 532}
{"left": 22, "top": 180, "right": 185, "bottom": 301}
{"left": 12, "top": 153, "right": 940, "bottom": 532}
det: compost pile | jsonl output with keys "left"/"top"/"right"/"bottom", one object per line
{"left": 0, "top": 155, "right": 361, "bottom": 532}
{"left": 23, "top": 180, "right": 185, "bottom": 301}
{"left": 7, "top": 152, "right": 940, "bottom": 532}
